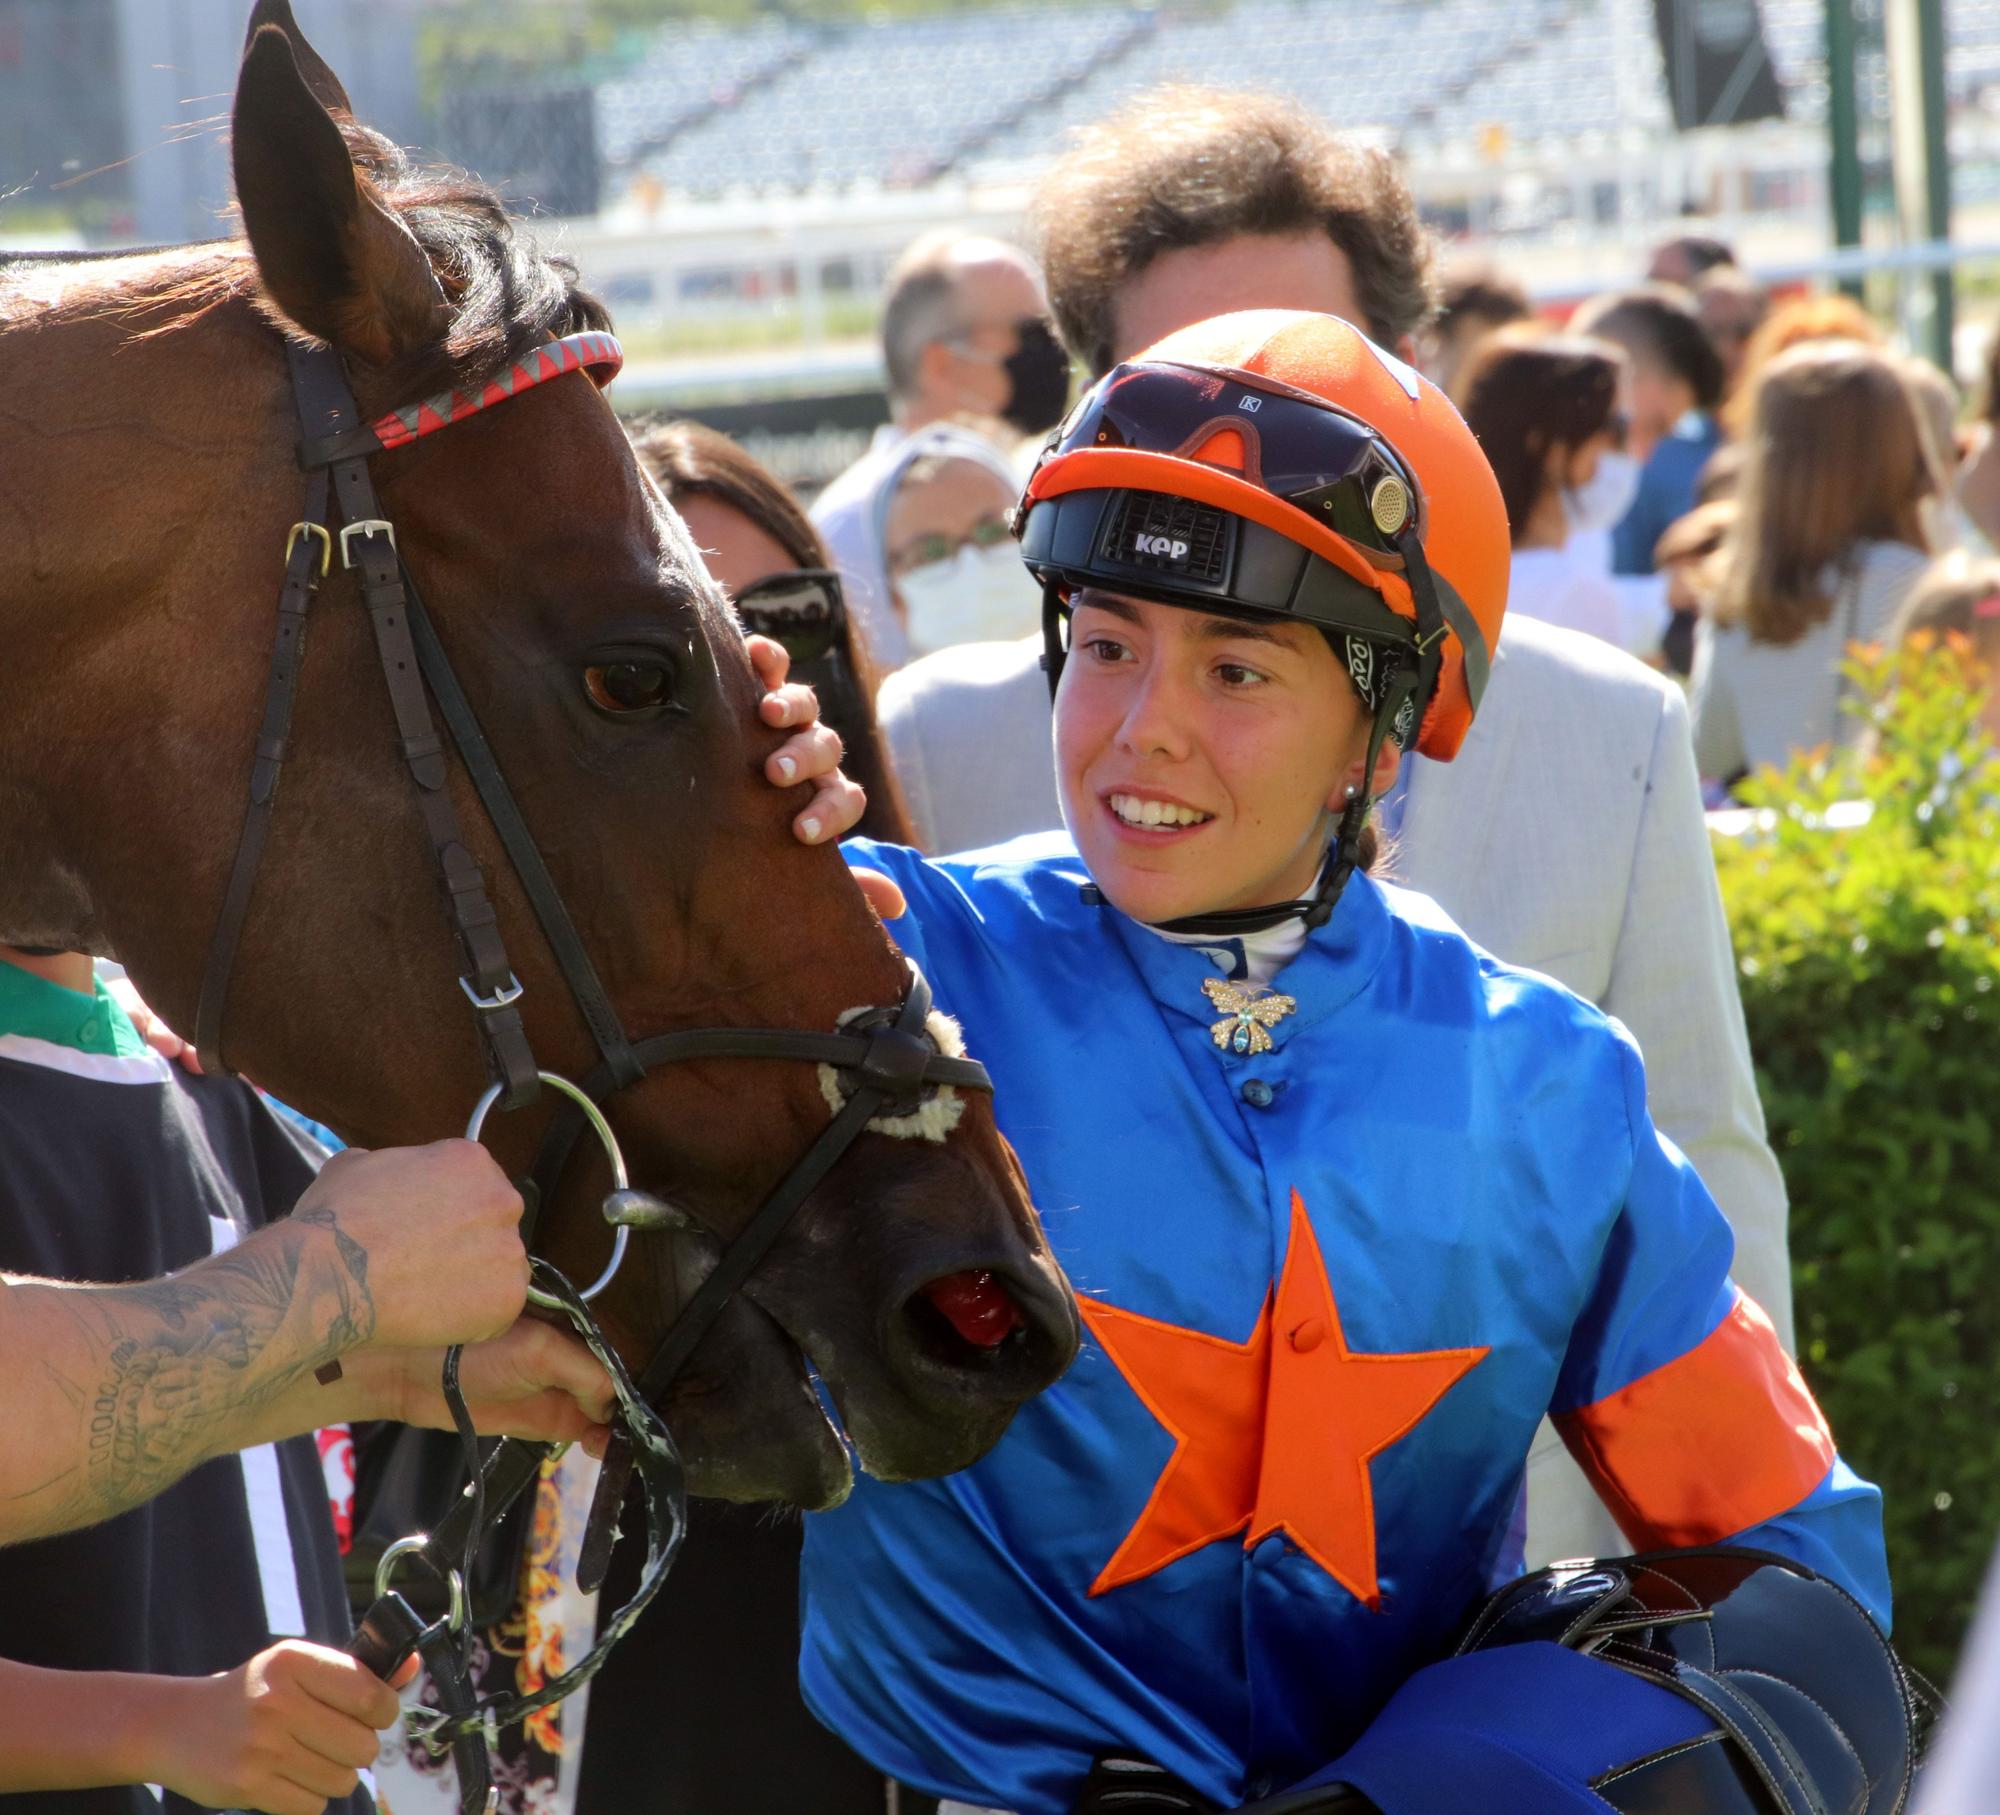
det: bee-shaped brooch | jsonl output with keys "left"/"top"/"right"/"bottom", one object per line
{"left": 1201, "top": 978, "right": 1298, "bottom": 1056}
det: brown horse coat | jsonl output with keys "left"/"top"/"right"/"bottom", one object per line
{"left": 0, "top": 6, "right": 1074, "bottom": 1507}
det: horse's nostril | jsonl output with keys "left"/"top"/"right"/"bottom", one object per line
{"left": 919, "top": 1268, "right": 1024, "bottom": 1349}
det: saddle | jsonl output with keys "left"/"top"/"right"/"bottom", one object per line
{"left": 1072, "top": 1548, "right": 1930, "bottom": 1815}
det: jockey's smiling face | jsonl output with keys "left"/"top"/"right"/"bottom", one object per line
{"left": 1054, "top": 588, "right": 1399, "bottom": 926}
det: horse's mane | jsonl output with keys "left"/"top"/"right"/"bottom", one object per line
{"left": 6, "top": 121, "right": 611, "bottom": 411}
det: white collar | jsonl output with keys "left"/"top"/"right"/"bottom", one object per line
{"left": 1145, "top": 915, "right": 1310, "bottom": 988}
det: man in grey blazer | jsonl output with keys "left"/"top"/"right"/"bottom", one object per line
{"left": 878, "top": 87, "right": 1792, "bottom": 1570}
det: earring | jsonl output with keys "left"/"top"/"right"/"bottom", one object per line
{"left": 1343, "top": 783, "right": 1360, "bottom": 801}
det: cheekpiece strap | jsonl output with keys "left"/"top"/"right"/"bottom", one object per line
{"left": 195, "top": 348, "right": 335, "bottom": 1070}
{"left": 290, "top": 341, "right": 541, "bottom": 1109}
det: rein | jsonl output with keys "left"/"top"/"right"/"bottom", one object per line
{"left": 201, "top": 329, "right": 992, "bottom": 1811}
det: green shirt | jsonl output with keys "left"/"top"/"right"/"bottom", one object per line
{"left": 0, "top": 959, "right": 145, "bottom": 1057}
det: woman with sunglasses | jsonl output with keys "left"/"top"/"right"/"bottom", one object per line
{"left": 752, "top": 311, "right": 1890, "bottom": 1815}
{"left": 820, "top": 421, "right": 1043, "bottom": 673}
{"left": 884, "top": 431, "right": 1045, "bottom": 662}
{"left": 631, "top": 419, "right": 914, "bottom": 847}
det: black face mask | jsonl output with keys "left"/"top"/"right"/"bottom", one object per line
{"left": 1002, "top": 319, "right": 1073, "bottom": 436}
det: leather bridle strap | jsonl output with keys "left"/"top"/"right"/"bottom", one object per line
{"left": 194, "top": 348, "right": 333, "bottom": 1069}
{"left": 646, "top": 968, "right": 970, "bottom": 1399}
{"left": 518, "top": 962, "right": 988, "bottom": 1400}
{"left": 556, "top": 967, "right": 982, "bottom": 1589}
{"left": 401, "top": 577, "right": 643, "bottom": 1098}
{"left": 289, "top": 344, "right": 541, "bottom": 1109}
{"left": 409, "top": 966, "right": 989, "bottom": 1592}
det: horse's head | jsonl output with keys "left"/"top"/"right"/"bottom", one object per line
{"left": 0, "top": 5, "right": 1076, "bottom": 1508}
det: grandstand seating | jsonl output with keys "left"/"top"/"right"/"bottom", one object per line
{"left": 594, "top": 15, "right": 822, "bottom": 167}
{"left": 614, "top": 5, "right": 1140, "bottom": 198}
{"left": 577, "top": 0, "right": 2000, "bottom": 206}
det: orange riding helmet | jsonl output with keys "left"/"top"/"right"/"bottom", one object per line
{"left": 1017, "top": 309, "right": 1510, "bottom": 764}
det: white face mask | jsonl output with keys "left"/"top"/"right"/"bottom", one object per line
{"left": 896, "top": 540, "right": 1041, "bottom": 657}
{"left": 1563, "top": 448, "right": 1642, "bottom": 537}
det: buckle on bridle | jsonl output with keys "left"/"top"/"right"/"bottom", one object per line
{"left": 459, "top": 971, "right": 524, "bottom": 1013}
{"left": 284, "top": 520, "right": 333, "bottom": 578}
{"left": 339, "top": 517, "right": 397, "bottom": 567}
{"left": 374, "top": 1533, "right": 468, "bottom": 1636}
{"left": 828, "top": 999, "right": 944, "bottom": 1117}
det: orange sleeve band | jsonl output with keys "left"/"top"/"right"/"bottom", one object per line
{"left": 1553, "top": 1291, "right": 1837, "bottom": 1548}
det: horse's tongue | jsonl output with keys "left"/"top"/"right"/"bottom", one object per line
{"left": 921, "top": 1269, "right": 1023, "bottom": 1348}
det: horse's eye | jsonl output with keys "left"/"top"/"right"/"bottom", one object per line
{"left": 584, "top": 661, "right": 671, "bottom": 716}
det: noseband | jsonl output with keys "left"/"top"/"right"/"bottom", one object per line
{"left": 200, "top": 331, "right": 992, "bottom": 1808}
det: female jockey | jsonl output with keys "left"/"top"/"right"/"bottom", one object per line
{"left": 771, "top": 310, "right": 1889, "bottom": 1814}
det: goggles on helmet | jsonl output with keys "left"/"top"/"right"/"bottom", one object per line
{"left": 1050, "top": 359, "right": 1424, "bottom": 557}
{"left": 1019, "top": 360, "right": 1463, "bottom": 728}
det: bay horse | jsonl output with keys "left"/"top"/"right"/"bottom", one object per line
{"left": 0, "top": 4, "right": 1077, "bottom": 1512}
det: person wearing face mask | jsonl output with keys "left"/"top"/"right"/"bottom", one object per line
{"left": 887, "top": 439, "right": 1046, "bottom": 659}
{"left": 1569, "top": 284, "right": 1729, "bottom": 669}
{"left": 1456, "top": 332, "right": 1638, "bottom": 649}
{"left": 814, "top": 231, "right": 1071, "bottom": 671}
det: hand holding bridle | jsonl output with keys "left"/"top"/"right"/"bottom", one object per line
{"left": 294, "top": 1141, "right": 528, "bottom": 1350}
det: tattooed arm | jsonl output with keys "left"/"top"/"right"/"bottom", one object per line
{"left": 0, "top": 1138, "right": 609, "bottom": 1545}
{"left": 1, "top": 1210, "right": 375, "bottom": 1540}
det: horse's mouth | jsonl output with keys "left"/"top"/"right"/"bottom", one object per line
{"left": 746, "top": 1251, "right": 1075, "bottom": 1491}
{"left": 631, "top": 1207, "right": 1075, "bottom": 1509}
{"left": 658, "top": 1267, "right": 856, "bottom": 1511}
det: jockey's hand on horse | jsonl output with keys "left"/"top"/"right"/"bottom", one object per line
{"left": 748, "top": 633, "right": 906, "bottom": 920}
{"left": 749, "top": 632, "right": 867, "bottom": 845}
{"left": 136, "top": 1637, "right": 410, "bottom": 1815}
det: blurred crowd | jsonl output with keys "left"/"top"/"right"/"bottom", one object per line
{"left": 635, "top": 135, "right": 2000, "bottom": 858}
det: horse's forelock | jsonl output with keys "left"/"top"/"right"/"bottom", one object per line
{"left": 343, "top": 123, "right": 612, "bottom": 408}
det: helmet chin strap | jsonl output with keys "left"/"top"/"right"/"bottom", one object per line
{"left": 1044, "top": 582, "right": 1418, "bottom": 942}
{"left": 1144, "top": 664, "right": 1418, "bottom": 940}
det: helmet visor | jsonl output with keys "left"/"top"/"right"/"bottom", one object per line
{"left": 1048, "top": 360, "right": 1420, "bottom": 556}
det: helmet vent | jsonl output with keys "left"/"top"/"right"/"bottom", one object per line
{"left": 1102, "top": 490, "right": 1230, "bottom": 584}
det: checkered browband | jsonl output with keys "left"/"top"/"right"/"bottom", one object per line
{"left": 366, "top": 331, "right": 624, "bottom": 452}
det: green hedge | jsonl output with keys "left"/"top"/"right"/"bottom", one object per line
{"left": 1712, "top": 639, "right": 2000, "bottom": 1688}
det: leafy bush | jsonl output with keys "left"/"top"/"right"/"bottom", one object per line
{"left": 1712, "top": 639, "right": 2000, "bottom": 1687}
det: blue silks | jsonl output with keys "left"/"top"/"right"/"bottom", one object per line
{"left": 1290, "top": 1642, "right": 1713, "bottom": 1813}
{"left": 801, "top": 834, "right": 1887, "bottom": 1815}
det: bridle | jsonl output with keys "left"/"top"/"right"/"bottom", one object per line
{"left": 200, "top": 329, "right": 993, "bottom": 1810}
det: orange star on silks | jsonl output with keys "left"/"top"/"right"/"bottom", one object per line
{"left": 1080, "top": 1192, "right": 1488, "bottom": 1608}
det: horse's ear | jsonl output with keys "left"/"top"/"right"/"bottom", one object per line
{"left": 241, "top": 0, "right": 352, "bottom": 116}
{"left": 232, "top": 24, "right": 445, "bottom": 366}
